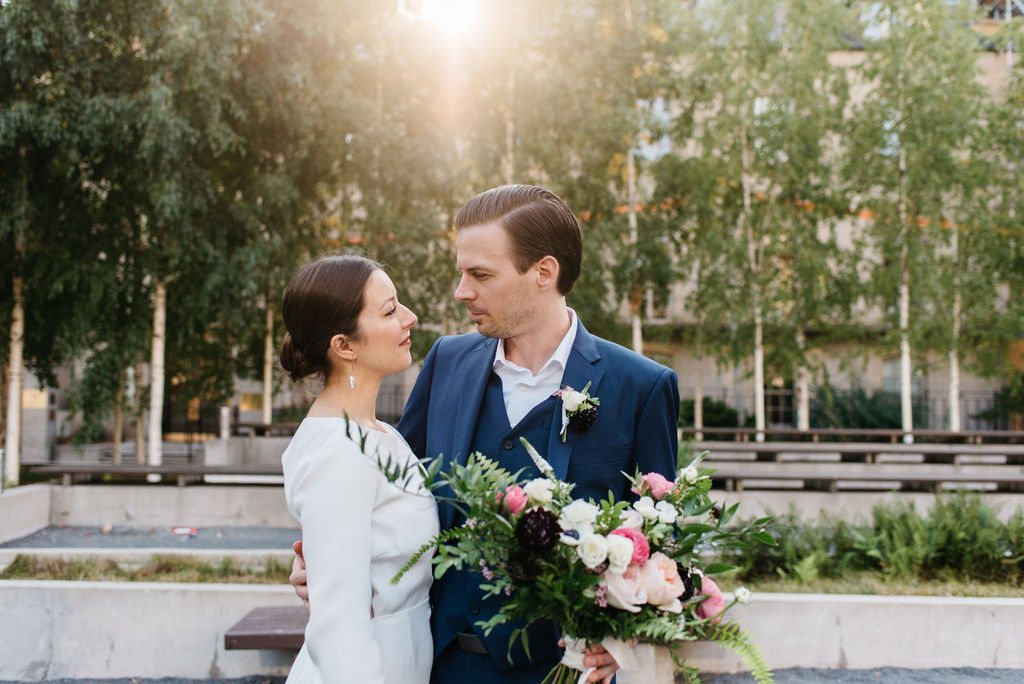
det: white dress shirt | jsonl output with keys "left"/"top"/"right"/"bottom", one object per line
{"left": 492, "top": 310, "right": 579, "bottom": 427}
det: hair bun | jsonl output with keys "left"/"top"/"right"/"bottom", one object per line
{"left": 279, "top": 333, "right": 320, "bottom": 382}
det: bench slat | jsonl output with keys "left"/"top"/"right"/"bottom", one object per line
{"left": 224, "top": 606, "right": 307, "bottom": 650}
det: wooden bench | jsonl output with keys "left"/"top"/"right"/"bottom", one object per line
{"left": 709, "top": 463, "right": 1024, "bottom": 493}
{"left": 224, "top": 606, "right": 307, "bottom": 650}
{"left": 691, "top": 440, "right": 1024, "bottom": 465}
{"left": 680, "top": 427, "right": 1024, "bottom": 444}
{"left": 30, "top": 463, "right": 283, "bottom": 487}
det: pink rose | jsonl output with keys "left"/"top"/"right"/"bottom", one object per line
{"left": 696, "top": 575, "right": 726, "bottom": 624}
{"left": 608, "top": 527, "right": 650, "bottom": 565}
{"left": 601, "top": 564, "right": 647, "bottom": 612}
{"left": 631, "top": 472, "right": 675, "bottom": 500}
{"left": 497, "top": 485, "right": 527, "bottom": 514}
{"left": 640, "top": 552, "right": 685, "bottom": 613}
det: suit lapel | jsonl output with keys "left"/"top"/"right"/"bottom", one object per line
{"left": 450, "top": 336, "right": 497, "bottom": 466}
{"left": 546, "top": 322, "right": 604, "bottom": 482}
{"left": 435, "top": 336, "right": 496, "bottom": 531}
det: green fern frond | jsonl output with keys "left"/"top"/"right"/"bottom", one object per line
{"left": 701, "top": 621, "right": 774, "bottom": 683}
{"left": 390, "top": 527, "right": 468, "bottom": 585}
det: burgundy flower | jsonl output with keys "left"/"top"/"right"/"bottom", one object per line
{"left": 680, "top": 567, "right": 695, "bottom": 602}
{"left": 515, "top": 508, "right": 562, "bottom": 554}
{"left": 569, "top": 405, "right": 598, "bottom": 432}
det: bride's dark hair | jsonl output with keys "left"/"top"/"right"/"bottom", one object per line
{"left": 279, "top": 255, "right": 382, "bottom": 383}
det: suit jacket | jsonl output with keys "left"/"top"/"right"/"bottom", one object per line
{"left": 396, "top": 319, "right": 680, "bottom": 673}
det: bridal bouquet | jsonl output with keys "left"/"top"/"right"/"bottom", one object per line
{"left": 388, "top": 439, "right": 774, "bottom": 684}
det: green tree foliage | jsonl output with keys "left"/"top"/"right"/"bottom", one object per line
{"left": 2, "top": 0, "right": 1023, "bottom": 445}
{"left": 656, "top": 0, "right": 857, "bottom": 431}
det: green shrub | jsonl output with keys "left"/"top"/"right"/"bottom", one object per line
{"left": 678, "top": 396, "right": 739, "bottom": 427}
{"left": 724, "top": 493, "right": 1024, "bottom": 586}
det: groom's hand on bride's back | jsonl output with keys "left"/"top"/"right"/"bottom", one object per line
{"left": 290, "top": 540, "right": 310, "bottom": 611}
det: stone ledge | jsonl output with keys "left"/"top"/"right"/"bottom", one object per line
{"left": 3, "top": 582, "right": 1023, "bottom": 681}
{"left": 0, "top": 484, "right": 50, "bottom": 544}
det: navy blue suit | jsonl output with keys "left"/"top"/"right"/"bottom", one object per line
{"left": 397, "top": 320, "right": 679, "bottom": 684}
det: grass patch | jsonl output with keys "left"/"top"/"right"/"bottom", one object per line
{"left": 0, "top": 553, "right": 292, "bottom": 583}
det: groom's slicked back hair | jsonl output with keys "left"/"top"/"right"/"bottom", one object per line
{"left": 454, "top": 184, "right": 582, "bottom": 295}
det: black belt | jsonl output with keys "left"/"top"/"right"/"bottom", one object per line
{"left": 457, "top": 631, "right": 488, "bottom": 655}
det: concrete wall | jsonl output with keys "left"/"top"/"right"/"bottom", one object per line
{"left": 0, "top": 484, "right": 51, "bottom": 544}
{"left": 679, "top": 592, "right": 1024, "bottom": 674}
{"left": 3, "top": 582, "right": 1022, "bottom": 681}
{"left": 49, "top": 485, "right": 295, "bottom": 528}
{"left": 0, "top": 580, "right": 297, "bottom": 680}
{"left": 204, "top": 437, "right": 291, "bottom": 467}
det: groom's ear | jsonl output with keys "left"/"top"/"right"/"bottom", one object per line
{"left": 329, "top": 333, "right": 357, "bottom": 361}
{"left": 534, "top": 255, "right": 560, "bottom": 292}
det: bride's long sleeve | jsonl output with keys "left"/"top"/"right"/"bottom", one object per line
{"left": 287, "top": 440, "right": 386, "bottom": 684}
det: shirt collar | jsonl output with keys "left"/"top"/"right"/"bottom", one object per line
{"left": 492, "top": 309, "right": 578, "bottom": 376}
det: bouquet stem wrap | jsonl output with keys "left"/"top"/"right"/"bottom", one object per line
{"left": 549, "top": 635, "right": 637, "bottom": 684}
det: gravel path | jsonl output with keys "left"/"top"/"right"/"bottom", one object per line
{"left": 0, "top": 525, "right": 299, "bottom": 550}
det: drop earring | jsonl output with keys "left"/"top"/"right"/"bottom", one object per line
{"left": 349, "top": 359, "right": 356, "bottom": 390}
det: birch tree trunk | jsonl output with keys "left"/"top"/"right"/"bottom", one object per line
{"left": 694, "top": 327, "right": 704, "bottom": 441}
{"left": 4, "top": 273, "right": 24, "bottom": 488}
{"left": 624, "top": 0, "right": 642, "bottom": 355}
{"left": 948, "top": 221, "right": 962, "bottom": 432}
{"left": 626, "top": 144, "right": 643, "bottom": 355}
{"left": 134, "top": 355, "right": 146, "bottom": 465}
{"left": 739, "top": 112, "right": 765, "bottom": 441}
{"left": 898, "top": 129, "right": 914, "bottom": 443}
{"left": 147, "top": 281, "right": 166, "bottom": 474}
{"left": 753, "top": 312, "right": 766, "bottom": 441}
{"left": 262, "top": 295, "right": 274, "bottom": 426}
{"left": 796, "top": 329, "right": 810, "bottom": 430}
{"left": 112, "top": 372, "right": 124, "bottom": 465}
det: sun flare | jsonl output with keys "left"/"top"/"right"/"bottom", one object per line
{"left": 420, "top": 0, "right": 478, "bottom": 33}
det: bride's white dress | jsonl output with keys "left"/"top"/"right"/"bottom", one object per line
{"left": 282, "top": 417, "right": 439, "bottom": 684}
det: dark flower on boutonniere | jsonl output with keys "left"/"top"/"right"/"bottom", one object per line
{"left": 553, "top": 381, "right": 600, "bottom": 442}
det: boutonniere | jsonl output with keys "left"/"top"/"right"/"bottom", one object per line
{"left": 553, "top": 381, "right": 600, "bottom": 442}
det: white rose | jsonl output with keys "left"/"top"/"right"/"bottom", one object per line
{"left": 605, "top": 534, "right": 635, "bottom": 574}
{"left": 655, "top": 500, "right": 678, "bottom": 524}
{"left": 618, "top": 509, "right": 644, "bottom": 529}
{"left": 734, "top": 586, "right": 752, "bottom": 605}
{"left": 678, "top": 465, "right": 699, "bottom": 485}
{"left": 633, "top": 496, "right": 659, "bottom": 521}
{"left": 576, "top": 534, "right": 609, "bottom": 568}
{"left": 523, "top": 478, "right": 554, "bottom": 505}
{"left": 560, "top": 499, "right": 600, "bottom": 530}
{"left": 561, "top": 390, "right": 587, "bottom": 413}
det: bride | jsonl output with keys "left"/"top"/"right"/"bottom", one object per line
{"left": 278, "top": 255, "right": 439, "bottom": 683}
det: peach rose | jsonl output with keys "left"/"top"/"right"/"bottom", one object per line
{"left": 602, "top": 564, "right": 647, "bottom": 612}
{"left": 641, "top": 552, "right": 685, "bottom": 613}
{"left": 631, "top": 472, "right": 675, "bottom": 500}
{"left": 696, "top": 575, "right": 726, "bottom": 623}
{"left": 608, "top": 527, "right": 650, "bottom": 565}
{"left": 497, "top": 485, "right": 528, "bottom": 514}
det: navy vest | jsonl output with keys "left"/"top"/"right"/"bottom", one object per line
{"left": 432, "top": 372, "right": 562, "bottom": 669}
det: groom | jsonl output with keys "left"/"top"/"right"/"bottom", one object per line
{"left": 293, "top": 185, "right": 679, "bottom": 683}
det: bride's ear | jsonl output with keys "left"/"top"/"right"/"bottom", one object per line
{"left": 329, "top": 334, "right": 356, "bottom": 362}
